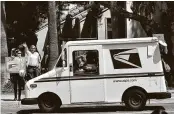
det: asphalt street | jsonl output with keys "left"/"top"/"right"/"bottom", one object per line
{"left": 1, "top": 91, "right": 174, "bottom": 114}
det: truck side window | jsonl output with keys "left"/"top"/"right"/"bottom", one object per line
{"left": 110, "top": 48, "right": 142, "bottom": 69}
{"left": 56, "top": 48, "right": 67, "bottom": 67}
{"left": 73, "top": 50, "right": 99, "bottom": 76}
{"left": 63, "top": 48, "right": 67, "bottom": 67}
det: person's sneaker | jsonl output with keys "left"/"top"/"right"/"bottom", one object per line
{"left": 14, "top": 98, "right": 17, "bottom": 101}
{"left": 18, "top": 98, "right": 21, "bottom": 101}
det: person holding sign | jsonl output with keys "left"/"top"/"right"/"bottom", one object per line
{"left": 11, "top": 50, "right": 26, "bottom": 101}
{"left": 23, "top": 43, "right": 41, "bottom": 80}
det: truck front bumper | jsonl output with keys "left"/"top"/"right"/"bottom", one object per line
{"left": 148, "top": 92, "right": 171, "bottom": 99}
{"left": 21, "top": 98, "right": 38, "bottom": 105}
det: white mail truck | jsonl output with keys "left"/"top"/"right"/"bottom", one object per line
{"left": 21, "top": 37, "right": 171, "bottom": 112}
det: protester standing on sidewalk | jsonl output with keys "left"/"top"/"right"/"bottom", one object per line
{"left": 10, "top": 48, "right": 17, "bottom": 84}
{"left": 23, "top": 43, "right": 41, "bottom": 80}
{"left": 11, "top": 50, "right": 26, "bottom": 101}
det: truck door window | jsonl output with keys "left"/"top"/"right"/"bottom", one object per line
{"left": 73, "top": 50, "right": 99, "bottom": 76}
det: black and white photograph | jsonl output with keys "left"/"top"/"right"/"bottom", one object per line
{"left": 1, "top": 1, "right": 174, "bottom": 114}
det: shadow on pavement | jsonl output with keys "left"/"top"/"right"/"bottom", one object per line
{"left": 1, "top": 99, "right": 15, "bottom": 101}
{"left": 17, "top": 105, "right": 165, "bottom": 114}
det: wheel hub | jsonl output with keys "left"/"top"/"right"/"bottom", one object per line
{"left": 130, "top": 94, "right": 142, "bottom": 106}
{"left": 43, "top": 98, "right": 54, "bottom": 108}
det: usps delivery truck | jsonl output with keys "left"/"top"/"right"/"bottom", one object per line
{"left": 21, "top": 37, "right": 171, "bottom": 112}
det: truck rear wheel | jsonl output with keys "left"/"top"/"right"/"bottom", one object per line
{"left": 38, "top": 93, "right": 61, "bottom": 113}
{"left": 124, "top": 89, "right": 147, "bottom": 111}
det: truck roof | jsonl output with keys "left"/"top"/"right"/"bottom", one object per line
{"left": 65, "top": 37, "right": 158, "bottom": 46}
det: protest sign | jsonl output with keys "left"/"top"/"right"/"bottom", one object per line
{"left": 5, "top": 57, "right": 26, "bottom": 73}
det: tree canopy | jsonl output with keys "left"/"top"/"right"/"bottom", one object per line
{"left": 5, "top": 1, "right": 48, "bottom": 46}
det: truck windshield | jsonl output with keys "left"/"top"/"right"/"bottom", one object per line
{"left": 56, "top": 48, "right": 67, "bottom": 67}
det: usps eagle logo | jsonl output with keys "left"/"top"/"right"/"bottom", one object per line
{"left": 110, "top": 49, "right": 142, "bottom": 69}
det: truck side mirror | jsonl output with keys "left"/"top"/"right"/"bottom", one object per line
{"left": 69, "top": 63, "right": 73, "bottom": 72}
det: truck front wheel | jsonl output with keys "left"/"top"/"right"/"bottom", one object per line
{"left": 124, "top": 89, "right": 147, "bottom": 111}
{"left": 38, "top": 93, "right": 61, "bottom": 113}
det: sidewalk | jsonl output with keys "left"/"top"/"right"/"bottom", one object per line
{"left": 1, "top": 93, "right": 25, "bottom": 100}
{"left": 167, "top": 88, "right": 174, "bottom": 93}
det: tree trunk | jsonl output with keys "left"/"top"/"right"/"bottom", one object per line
{"left": 110, "top": 1, "right": 119, "bottom": 38}
{"left": 48, "top": 1, "right": 58, "bottom": 70}
{"left": 1, "top": 1, "right": 9, "bottom": 86}
{"left": 171, "top": 22, "right": 174, "bottom": 76}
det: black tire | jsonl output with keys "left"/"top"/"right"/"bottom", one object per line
{"left": 38, "top": 93, "right": 61, "bottom": 113}
{"left": 124, "top": 89, "right": 147, "bottom": 111}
